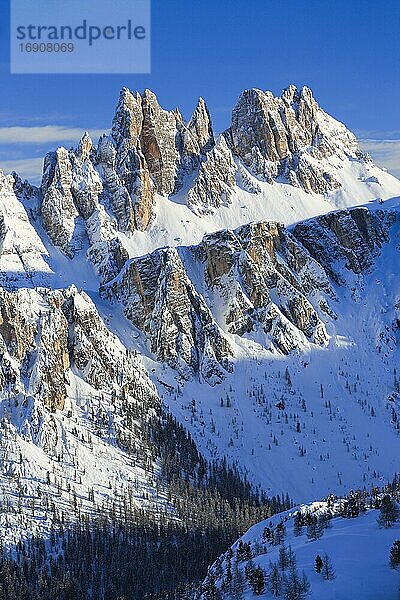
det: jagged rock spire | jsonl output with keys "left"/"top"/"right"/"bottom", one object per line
{"left": 76, "top": 131, "right": 94, "bottom": 161}
{"left": 111, "top": 87, "right": 143, "bottom": 150}
{"left": 110, "top": 87, "right": 216, "bottom": 198}
{"left": 40, "top": 148, "right": 79, "bottom": 257}
{"left": 187, "top": 97, "right": 215, "bottom": 154}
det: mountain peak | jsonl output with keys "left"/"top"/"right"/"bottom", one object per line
{"left": 112, "top": 87, "right": 143, "bottom": 149}
{"left": 187, "top": 96, "right": 214, "bottom": 154}
{"left": 76, "top": 131, "right": 93, "bottom": 160}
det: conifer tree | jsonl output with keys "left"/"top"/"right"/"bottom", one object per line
{"left": 293, "top": 512, "right": 303, "bottom": 537}
{"left": 231, "top": 562, "right": 245, "bottom": 599}
{"left": 267, "top": 561, "right": 282, "bottom": 598}
{"left": 321, "top": 553, "right": 335, "bottom": 580}
{"left": 389, "top": 540, "right": 400, "bottom": 569}
{"left": 377, "top": 495, "right": 400, "bottom": 528}
{"left": 306, "top": 515, "right": 323, "bottom": 541}
{"left": 282, "top": 565, "right": 310, "bottom": 600}
{"left": 247, "top": 564, "right": 266, "bottom": 595}
{"left": 315, "top": 554, "right": 323, "bottom": 574}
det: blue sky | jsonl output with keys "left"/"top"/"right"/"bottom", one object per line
{"left": 0, "top": 0, "right": 399, "bottom": 182}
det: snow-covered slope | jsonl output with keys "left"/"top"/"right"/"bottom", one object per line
{"left": 195, "top": 493, "right": 400, "bottom": 600}
{"left": 101, "top": 199, "right": 400, "bottom": 503}
{"left": 0, "top": 281, "right": 172, "bottom": 548}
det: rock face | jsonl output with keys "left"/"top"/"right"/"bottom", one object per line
{"left": 0, "top": 288, "right": 69, "bottom": 411}
{"left": 195, "top": 220, "right": 331, "bottom": 354}
{"left": 41, "top": 140, "right": 102, "bottom": 257}
{"left": 95, "top": 134, "right": 136, "bottom": 233}
{"left": 139, "top": 89, "right": 182, "bottom": 196}
{"left": 107, "top": 89, "right": 154, "bottom": 232}
{"left": 86, "top": 206, "right": 129, "bottom": 284}
{"left": 187, "top": 97, "right": 215, "bottom": 155}
{"left": 109, "top": 87, "right": 215, "bottom": 206}
{"left": 292, "top": 207, "right": 395, "bottom": 284}
{"left": 187, "top": 136, "right": 237, "bottom": 214}
{"left": 137, "top": 90, "right": 216, "bottom": 195}
{"left": 61, "top": 287, "right": 157, "bottom": 404}
{"left": 105, "top": 205, "right": 397, "bottom": 365}
{"left": 38, "top": 135, "right": 130, "bottom": 283}
{"left": 224, "top": 85, "right": 357, "bottom": 193}
{"left": 105, "top": 247, "right": 233, "bottom": 385}
{"left": 0, "top": 283, "right": 158, "bottom": 425}
{"left": 41, "top": 148, "right": 81, "bottom": 257}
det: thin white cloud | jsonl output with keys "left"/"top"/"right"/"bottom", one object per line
{"left": 0, "top": 125, "right": 106, "bottom": 144}
{"left": 0, "top": 157, "right": 44, "bottom": 184}
{"left": 359, "top": 139, "right": 400, "bottom": 179}
{"left": 357, "top": 129, "right": 400, "bottom": 140}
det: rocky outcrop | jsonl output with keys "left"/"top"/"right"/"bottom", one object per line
{"left": 31, "top": 300, "right": 70, "bottom": 411}
{"left": 177, "top": 97, "right": 215, "bottom": 181}
{"left": 0, "top": 288, "right": 69, "bottom": 411}
{"left": 196, "top": 221, "right": 330, "bottom": 353}
{"left": 224, "top": 85, "right": 357, "bottom": 193}
{"left": 41, "top": 148, "right": 81, "bottom": 257}
{"left": 107, "top": 89, "right": 155, "bottom": 232}
{"left": 0, "top": 281, "right": 162, "bottom": 534}
{"left": 88, "top": 88, "right": 217, "bottom": 233}
{"left": 96, "top": 135, "right": 137, "bottom": 233}
{"left": 70, "top": 133, "right": 103, "bottom": 220}
{"left": 187, "top": 97, "right": 214, "bottom": 155}
{"left": 0, "top": 212, "right": 6, "bottom": 251}
{"left": 40, "top": 137, "right": 104, "bottom": 257}
{"left": 0, "top": 285, "right": 159, "bottom": 415}
{"left": 114, "top": 142, "right": 155, "bottom": 231}
{"left": 86, "top": 205, "right": 129, "bottom": 284}
{"left": 292, "top": 207, "right": 395, "bottom": 283}
{"left": 139, "top": 89, "right": 182, "bottom": 196}
{"left": 108, "top": 87, "right": 216, "bottom": 208}
{"left": 111, "top": 87, "right": 143, "bottom": 152}
{"left": 187, "top": 136, "right": 237, "bottom": 214}
{"left": 62, "top": 287, "right": 158, "bottom": 403}
{"left": 104, "top": 247, "right": 233, "bottom": 385}
{"left": 38, "top": 136, "right": 131, "bottom": 282}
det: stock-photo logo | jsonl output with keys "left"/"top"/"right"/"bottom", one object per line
{"left": 11, "top": 0, "right": 151, "bottom": 74}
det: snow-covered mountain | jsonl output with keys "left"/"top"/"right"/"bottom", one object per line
{"left": 1, "top": 84, "right": 400, "bottom": 597}
{"left": 26, "top": 84, "right": 400, "bottom": 264}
